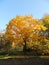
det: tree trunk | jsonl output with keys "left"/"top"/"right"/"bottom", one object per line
{"left": 23, "top": 38, "right": 27, "bottom": 54}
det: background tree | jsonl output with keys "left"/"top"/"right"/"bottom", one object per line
{"left": 40, "top": 14, "right": 49, "bottom": 39}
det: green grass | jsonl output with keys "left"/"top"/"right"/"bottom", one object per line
{"left": 0, "top": 50, "right": 49, "bottom": 59}
{"left": 0, "top": 55, "right": 49, "bottom": 59}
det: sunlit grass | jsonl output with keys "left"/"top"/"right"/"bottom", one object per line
{"left": 0, "top": 55, "right": 49, "bottom": 59}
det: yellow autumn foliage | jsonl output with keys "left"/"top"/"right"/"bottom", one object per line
{"left": 5, "top": 15, "right": 47, "bottom": 50}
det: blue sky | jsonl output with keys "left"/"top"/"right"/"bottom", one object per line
{"left": 0, "top": 0, "right": 49, "bottom": 30}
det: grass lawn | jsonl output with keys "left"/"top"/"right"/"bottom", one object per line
{"left": 0, "top": 50, "right": 49, "bottom": 59}
{"left": 0, "top": 55, "right": 49, "bottom": 59}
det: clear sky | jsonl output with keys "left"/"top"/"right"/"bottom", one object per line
{"left": 0, "top": 0, "right": 49, "bottom": 30}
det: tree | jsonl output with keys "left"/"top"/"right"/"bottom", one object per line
{"left": 40, "top": 14, "right": 49, "bottom": 39}
{"left": 6, "top": 15, "right": 47, "bottom": 54}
